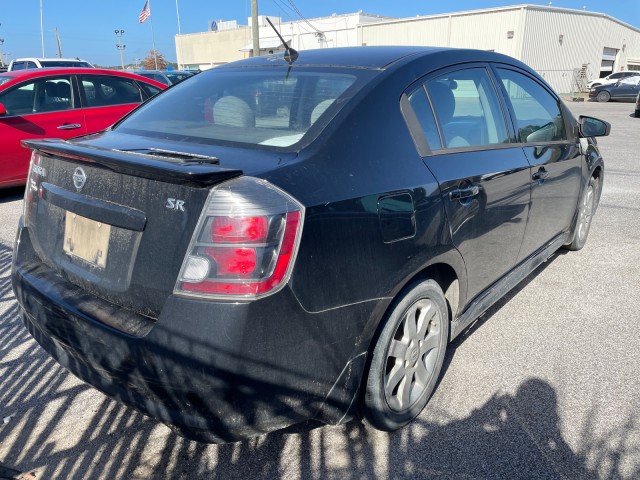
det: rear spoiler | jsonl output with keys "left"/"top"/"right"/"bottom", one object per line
{"left": 23, "top": 139, "right": 243, "bottom": 188}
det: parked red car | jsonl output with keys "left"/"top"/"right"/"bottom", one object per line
{"left": 0, "top": 68, "right": 166, "bottom": 188}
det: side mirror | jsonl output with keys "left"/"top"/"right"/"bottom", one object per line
{"left": 579, "top": 116, "right": 611, "bottom": 137}
{"left": 0, "top": 103, "right": 6, "bottom": 116}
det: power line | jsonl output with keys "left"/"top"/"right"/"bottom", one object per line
{"left": 271, "top": 0, "right": 315, "bottom": 35}
{"left": 285, "top": 0, "right": 324, "bottom": 35}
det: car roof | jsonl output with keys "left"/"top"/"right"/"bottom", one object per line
{"left": 12, "top": 57, "right": 91, "bottom": 62}
{"left": 220, "top": 46, "right": 529, "bottom": 72}
{"left": 0, "top": 68, "right": 168, "bottom": 89}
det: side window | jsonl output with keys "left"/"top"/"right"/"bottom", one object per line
{"left": 0, "top": 77, "right": 73, "bottom": 115}
{"left": 407, "top": 87, "right": 442, "bottom": 151}
{"left": 139, "top": 83, "right": 162, "bottom": 98}
{"left": 425, "top": 68, "right": 508, "bottom": 149}
{"left": 80, "top": 76, "right": 143, "bottom": 107}
{"left": 496, "top": 68, "right": 566, "bottom": 143}
{"left": 36, "top": 77, "right": 73, "bottom": 113}
{"left": 0, "top": 81, "right": 36, "bottom": 114}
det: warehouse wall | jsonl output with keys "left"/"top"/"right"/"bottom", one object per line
{"left": 521, "top": 7, "right": 640, "bottom": 92}
{"left": 175, "top": 5, "right": 640, "bottom": 93}
{"left": 358, "top": 7, "right": 526, "bottom": 59}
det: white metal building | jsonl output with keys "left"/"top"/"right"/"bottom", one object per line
{"left": 175, "top": 4, "right": 640, "bottom": 93}
{"left": 358, "top": 5, "right": 640, "bottom": 93}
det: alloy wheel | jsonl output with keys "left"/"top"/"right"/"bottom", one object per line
{"left": 384, "top": 299, "right": 442, "bottom": 412}
{"left": 577, "top": 183, "right": 595, "bottom": 244}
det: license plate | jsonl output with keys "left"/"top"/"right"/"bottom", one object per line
{"left": 63, "top": 212, "right": 111, "bottom": 268}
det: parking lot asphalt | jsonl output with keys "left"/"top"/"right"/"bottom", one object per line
{"left": 1, "top": 101, "right": 639, "bottom": 479}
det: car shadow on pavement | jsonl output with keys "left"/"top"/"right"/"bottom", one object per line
{"left": 1, "top": 243, "right": 638, "bottom": 479}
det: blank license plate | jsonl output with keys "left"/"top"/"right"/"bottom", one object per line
{"left": 63, "top": 212, "right": 111, "bottom": 268}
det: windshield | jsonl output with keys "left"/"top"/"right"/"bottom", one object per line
{"left": 40, "top": 60, "right": 93, "bottom": 68}
{"left": 117, "top": 67, "right": 371, "bottom": 149}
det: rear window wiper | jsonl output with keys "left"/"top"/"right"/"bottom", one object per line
{"left": 117, "top": 148, "right": 219, "bottom": 164}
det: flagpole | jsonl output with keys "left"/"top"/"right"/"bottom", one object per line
{"left": 40, "top": 0, "right": 45, "bottom": 56}
{"left": 148, "top": 0, "right": 158, "bottom": 69}
{"left": 175, "top": 0, "right": 183, "bottom": 69}
{"left": 175, "top": 0, "right": 181, "bottom": 34}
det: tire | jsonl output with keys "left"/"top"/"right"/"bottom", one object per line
{"left": 362, "top": 280, "right": 449, "bottom": 431}
{"left": 596, "top": 91, "right": 611, "bottom": 103}
{"left": 564, "top": 175, "right": 600, "bottom": 251}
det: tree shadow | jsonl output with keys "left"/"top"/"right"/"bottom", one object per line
{"left": 2, "top": 241, "right": 639, "bottom": 479}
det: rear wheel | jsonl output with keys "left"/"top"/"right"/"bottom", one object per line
{"left": 596, "top": 91, "right": 611, "bottom": 103}
{"left": 565, "top": 175, "right": 600, "bottom": 251}
{"left": 362, "top": 280, "right": 449, "bottom": 431}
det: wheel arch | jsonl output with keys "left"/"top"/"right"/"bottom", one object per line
{"left": 368, "top": 256, "right": 466, "bottom": 356}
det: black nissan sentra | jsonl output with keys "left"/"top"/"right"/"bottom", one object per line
{"left": 12, "top": 47, "right": 610, "bottom": 443}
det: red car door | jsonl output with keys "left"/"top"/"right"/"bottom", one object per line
{"left": 0, "top": 75, "right": 86, "bottom": 187}
{"left": 78, "top": 74, "right": 146, "bottom": 133}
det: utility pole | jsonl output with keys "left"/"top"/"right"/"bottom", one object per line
{"left": 251, "top": 0, "right": 259, "bottom": 57}
{"left": 115, "top": 30, "right": 126, "bottom": 70}
{"left": 55, "top": 27, "right": 62, "bottom": 57}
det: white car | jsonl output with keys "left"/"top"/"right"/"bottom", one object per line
{"left": 8, "top": 57, "right": 94, "bottom": 71}
{"left": 587, "top": 71, "right": 640, "bottom": 89}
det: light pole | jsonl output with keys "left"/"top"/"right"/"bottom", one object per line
{"left": 115, "top": 29, "right": 126, "bottom": 69}
{"left": 115, "top": 29, "right": 126, "bottom": 70}
{"left": 0, "top": 38, "right": 4, "bottom": 68}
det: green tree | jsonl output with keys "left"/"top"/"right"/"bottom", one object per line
{"left": 142, "top": 50, "right": 168, "bottom": 70}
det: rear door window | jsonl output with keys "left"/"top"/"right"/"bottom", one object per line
{"left": 420, "top": 68, "right": 508, "bottom": 150}
{"left": 79, "top": 75, "right": 144, "bottom": 107}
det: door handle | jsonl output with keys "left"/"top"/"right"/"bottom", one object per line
{"left": 532, "top": 169, "right": 549, "bottom": 182}
{"left": 57, "top": 123, "right": 82, "bottom": 130}
{"left": 449, "top": 185, "right": 480, "bottom": 200}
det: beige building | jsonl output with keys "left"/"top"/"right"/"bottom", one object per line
{"left": 175, "top": 4, "right": 640, "bottom": 93}
{"left": 175, "top": 12, "right": 393, "bottom": 70}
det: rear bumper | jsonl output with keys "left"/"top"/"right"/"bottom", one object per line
{"left": 12, "top": 223, "right": 375, "bottom": 443}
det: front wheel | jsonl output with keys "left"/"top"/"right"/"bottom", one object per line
{"left": 564, "top": 175, "right": 600, "bottom": 251}
{"left": 596, "top": 91, "right": 611, "bottom": 102}
{"left": 362, "top": 280, "right": 449, "bottom": 431}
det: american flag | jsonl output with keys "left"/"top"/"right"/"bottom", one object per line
{"left": 139, "top": 0, "right": 151, "bottom": 23}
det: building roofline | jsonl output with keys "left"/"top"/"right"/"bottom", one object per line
{"left": 357, "top": 4, "right": 639, "bottom": 34}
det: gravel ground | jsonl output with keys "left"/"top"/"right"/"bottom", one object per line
{"left": 0, "top": 101, "right": 638, "bottom": 479}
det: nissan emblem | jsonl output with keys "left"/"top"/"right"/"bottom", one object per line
{"left": 73, "top": 167, "right": 87, "bottom": 191}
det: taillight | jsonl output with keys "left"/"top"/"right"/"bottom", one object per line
{"left": 23, "top": 150, "right": 44, "bottom": 227}
{"left": 174, "top": 176, "right": 304, "bottom": 300}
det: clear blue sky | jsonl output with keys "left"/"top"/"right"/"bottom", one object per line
{"left": 0, "top": 1, "right": 638, "bottom": 66}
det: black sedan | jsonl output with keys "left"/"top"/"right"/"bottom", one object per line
{"left": 12, "top": 46, "right": 609, "bottom": 443}
{"left": 590, "top": 75, "right": 640, "bottom": 102}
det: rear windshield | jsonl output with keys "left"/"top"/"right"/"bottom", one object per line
{"left": 40, "top": 60, "right": 93, "bottom": 68}
{"left": 117, "top": 67, "right": 372, "bottom": 150}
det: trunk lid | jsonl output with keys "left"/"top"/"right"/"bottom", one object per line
{"left": 23, "top": 138, "right": 248, "bottom": 318}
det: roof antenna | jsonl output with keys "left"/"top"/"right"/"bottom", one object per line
{"left": 265, "top": 17, "right": 298, "bottom": 64}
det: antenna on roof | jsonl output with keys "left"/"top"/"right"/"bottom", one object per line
{"left": 265, "top": 17, "right": 298, "bottom": 64}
